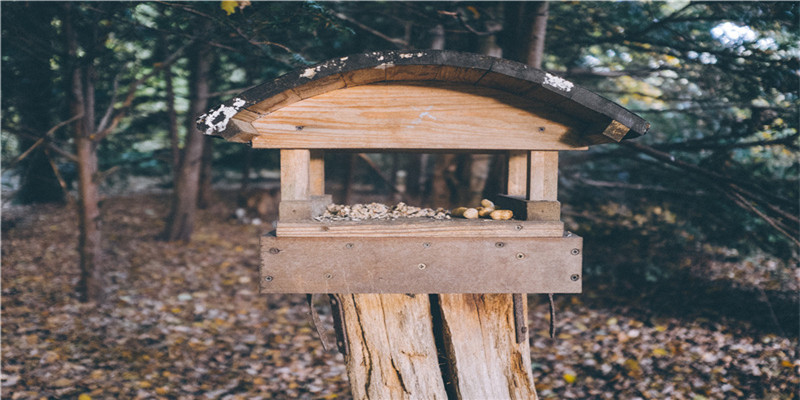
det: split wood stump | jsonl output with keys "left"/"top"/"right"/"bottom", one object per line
{"left": 200, "top": 50, "right": 648, "bottom": 399}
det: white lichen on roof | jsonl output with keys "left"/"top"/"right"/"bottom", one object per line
{"left": 198, "top": 98, "right": 246, "bottom": 135}
{"left": 399, "top": 52, "right": 425, "bottom": 59}
{"left": 300, "top": 67, "right": 317, "bottom": 79}
{"left": 543, "top": 73, "right": 574, "bottom": 92}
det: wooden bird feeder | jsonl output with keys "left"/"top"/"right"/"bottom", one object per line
{"left": 201, "top": 50, "right": 648, "bottom": 398}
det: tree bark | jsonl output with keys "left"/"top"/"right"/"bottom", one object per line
{"left": 198, "top": 136, "right": 214, "bottom": 209}
{"left": 65, "top": 4, "right": 103, "bottom": 303}
{"left": 526, "top": 2, "right": 549, "bottom": 69}
{"left": 162, "top": 33, "right": 211, "bottom": 241}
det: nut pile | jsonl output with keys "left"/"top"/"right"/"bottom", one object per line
{"left": 451, "top": 199, "right": 513, "bottom": 220}
{"left": 315, "top": 202, "right": 450, "bottom": 221}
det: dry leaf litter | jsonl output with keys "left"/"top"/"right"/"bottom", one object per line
{"left": 2, "top": 194, "right": 797, "bottom": 399}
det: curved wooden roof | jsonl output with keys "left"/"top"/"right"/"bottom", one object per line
{"left": 198, "top": 50, "right": 649, "bottom": 149}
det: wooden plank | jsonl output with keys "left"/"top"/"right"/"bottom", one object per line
{"left": 495, "top": 195, "right": 561, "bottom": 222}
{"left": 251, "top": 82, "right": 587, "bottom": 151}
{"left": 291, "top": 73, "right": 346, "bottom": 100}
{"left": 529, "top": 151, "right": 558, "bottom": 201}
{"left": 280, "top": 149, "right": 310, "bottom": 201}
{"left": 386, "top": 64, "right": 441, "bottom": 81}
{"left": 278, "top": 195, "right": 332, "bottom": 221}
{"left": 260, "top": 235, "right": 583, "bottom": 293}
{"left": 277, "top": 219, "right": 564, "bottom": 237}
{"left": 438, "top": 294, "right": 537, "bottom": 399}
{"left": 247, "top": 89, "right": 301, "bottom": 115}
{"left": 309, "top": 150, "right": 325, "bottom": 196}
{"left": 336, "top": 294, "right": 449, "bottom": 399}
{"left": 200, "top": 50, "right": 649, "bottom": 144}
{"left": 507, "top": 150, "right": 529, "bottom": 197}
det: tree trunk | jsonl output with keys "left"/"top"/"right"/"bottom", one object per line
{"left": 334, "top": 293, "right": 537, "bottom": 399}
{"left": 65, "top": 4, "right": 103, "bottom": 303}
{"left": 526, "top": 2, "right": 549, "bottom": 69}
{"left": 165, "top": 52, "right": 180, "bottom": 177}
{"left": 162, "top": 34, "right": 211, "bottom": 241}
{"left": 198, "top": 136, "right": 214, "bottom": 209}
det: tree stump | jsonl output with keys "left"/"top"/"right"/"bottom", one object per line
{"left": 333, "top": 293, "right": 537, "bottom": 399}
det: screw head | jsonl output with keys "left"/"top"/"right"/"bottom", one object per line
{"left": 418, "top": 263, "right": 427, "bottom": 270}
{"left": 324, "top": 273, "right": 333, "bottom": 279}
{"left": 495, "top": 242, "right": 505, "bottom": 248}
{"left": 423, "top": 242, "right": 431, "bottom": 248}
{"left": 264, "top": 276, "right": 273, "bottom": 282}
{"left": 268, "top": 248, "right": 280, "bottom": 254}
{"left": 515, "top": 225, "right": 523, "bottom": 230}
{"left": 345, "top": 243, "right": 354, "bottom": 249}
{"left": 571, "top": 248, "right": 581, "bottom": 256}
{"left": 570, "top": 274, "right": 580, "bottom": 281}
{"left": 516, "top": 252, "right": 526, "bottom": 260}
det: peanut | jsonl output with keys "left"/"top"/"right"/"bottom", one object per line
{"left": 490, "top": 209, "right": 513, "bottom": 220}
{"left": 462, "top": 208, "right": 479, "bottom": 219}
{"left": 477, "top": 207, "right": 493, "bottom": 218}
{"left": 480, "top": 199, "right": 496, "bottom": 209}
{"left": 451, "top": 207, "right": 468, "bottom": 217}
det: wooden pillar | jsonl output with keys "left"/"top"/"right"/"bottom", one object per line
{"left": 529, "top": 151, "right": 558, "bottom": 201}
{"left": 310, "top": 150, "right": 325, "bottom": 196}
{"left": 280, "top": 149, "right": 310, "bottom": 201}
{"left": 335, "top": 294, "right": 448, "bottom": 399}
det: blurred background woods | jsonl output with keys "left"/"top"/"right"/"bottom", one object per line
{"left": 2, "top": 2, "right": 797, "bottom": 322}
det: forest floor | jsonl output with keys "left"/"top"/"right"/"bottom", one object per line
{"left": 1, "top": 192, "right": 798, "bottom": 399}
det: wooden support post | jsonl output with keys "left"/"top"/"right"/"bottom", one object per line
{"left": 310, "top": 150, "right": 325, "bottom": 196}
{"left": 438, "top": 294, "right": 535, "bottom": 398}
{"left": 280, "top": 149, "right": 310, "bottom": 201}
{"left": 507, "top": 150, "right": 528, "bottom": 197}
{"left": 336, "top": 294, "right": 448, "bottom": 399}
{"left": 529, "top": 151, "right": 558, "bottom": 201}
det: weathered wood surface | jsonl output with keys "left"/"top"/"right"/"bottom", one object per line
{"left": 277, "top": 218, "right": 565, "bottom": 238}
{"left": 438, "top": 294, "right": 537, "bottom": 399}
{"left": 279, "top": 149, "right": 309, "bottom": 201}
{"left": 335, "top": 294, "right": 448, "bottom": 400}
{"left": 507, "top": 150, "right": 529, "bottom": 197}
{"left": 260, "top": 235, "right": 582, "bottom": 293}
{"left": 277, "top": 195, "right": 332, "bottom": 222}
{"left": 309, "top": 150, "right": 325, "bottom": 196}
{"left": 250, "top": 82, "right": 586, "bottom": 151}
{"left": 529, "top": 151, "right": 558, "bottom": 201}
{"left": 198, "top": 50, "right": 650, "bottom": 144}
{"left": 495, "top": 195, "right": 561, "bottom": 222}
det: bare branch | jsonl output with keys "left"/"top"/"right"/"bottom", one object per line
{"left": 96, "top": 71, "right": 123, "bottom": 134}
{"left": 44, "top": 148, "right": 75, "bottom": 207}
{"left": 91, "top": 43, "right": 191, "bottom": 142}
{"left": 333, "top": 12, "right": 410, "bottom": 48}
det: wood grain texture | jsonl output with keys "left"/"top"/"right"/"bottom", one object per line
{"left": 309, "top": 150, "right": 325, "bottom": 196}
{"left": 251, "top": 82, "right": 586, "bottom": 151}
{"left": 336, "top": 294, "right": 448, "bottom": 400}
{"left": 277, "top": 219, "right": 564, "bottom": 237}
{"left": 200, "top": 50, "right": 650, "bottom": 143}
{"left": 495, "top": 196, "right": 561, "bottom": 222}
{"left": 260, "top": 235, "right": 583, "bottom": 293}
{"left": 280, "top": 149, "right": 310, "bottom": 201}
{"left": 507, "top": 150, "right": 529, "bottom": 197}
{"left": 438, "top": 294, "right": 537, "bottom": 399}
{"left": 529, "top": 151, "right": 558, "bottom": 201}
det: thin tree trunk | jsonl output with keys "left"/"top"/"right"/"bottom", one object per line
{"left": 66, "top": 4, "right": 103, "bottom": 302}
{"left": 162, "top": 34, "right": 211, "bottom": 241}
{"left": 526, "top": 2, "right": 549, "bottom": 69}
{"left": 165, "top": 54, "right": 179, "bottom": 176}
{"left": 198, "top": 136, "right": 214, "bottom": 209}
